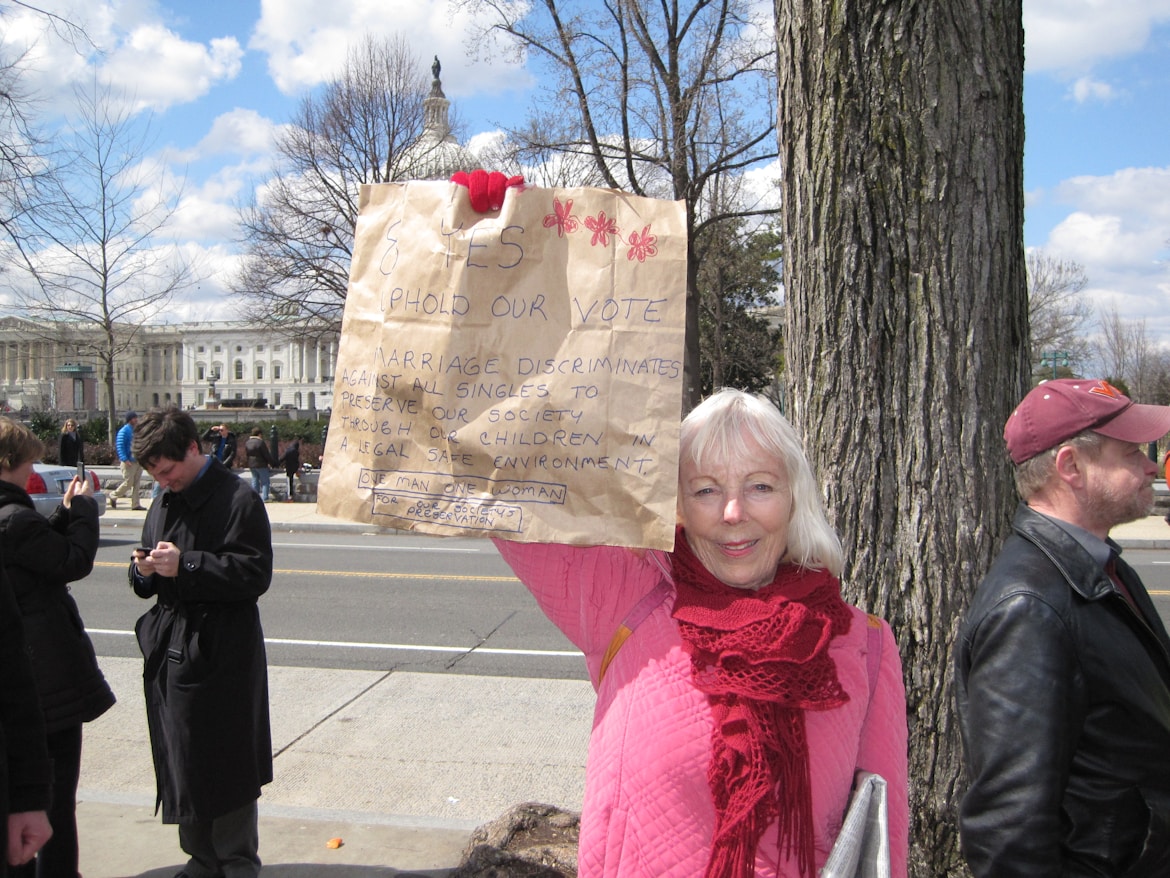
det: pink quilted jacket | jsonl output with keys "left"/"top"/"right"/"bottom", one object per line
{"left": 495, "top": 538, "right": 909, "bottom": 878}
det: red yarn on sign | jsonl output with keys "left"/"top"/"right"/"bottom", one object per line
{"left": 451, "top": 169, "right": 525, "bottom": 212}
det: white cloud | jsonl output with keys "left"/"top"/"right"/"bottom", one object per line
{"left": 1041, "top": 167, "right": 1170, "bottom": 334}
{"left": 250, "top": 0, "right": 531, "bottom": 99}
{"left": 164, "top": 242, "right": 245, "bottom": 323}
{"left": 741, "top": 160, "right": 783, "bottom": 214}
{"left": 99, "top": 27, "right": 243, "bottom": 112}
{"left": 193, "top": 109, "right": 283, "bottom": 158}
{"left": 1070, "top": 76, "right": 1120, "bottom": 104}
{"left": 1023, "top": 0, "right": 1170, "bottom": 74}
{"left": 1055, "top": 167, "right": 1170, "bottom": 227}
{"left": 1, "top": 2, "right": 244, "bottom": 116}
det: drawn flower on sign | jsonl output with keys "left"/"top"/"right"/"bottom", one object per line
{"left": 542, "top": 198, "right": 579, "bottom": 237}
{"left": 626, "top": 226, "right": 657, "bottom": 262}
{"left": 585, "top": 211, "right": 618, "bottom": 247}
{"left": 542, "top": 198, "right": 663, "bottom": 261}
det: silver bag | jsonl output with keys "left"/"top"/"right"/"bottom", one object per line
{"left": 820, "top": 770, "right": 890, "bottom": 878}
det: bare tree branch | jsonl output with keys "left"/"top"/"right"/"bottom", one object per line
{"left": 10, "top": 79, "right": 198, "bottom": 440}
{"left": 233, "top": 36, "right": 430, "bottom": 336}
{"left": 1026, "top": 249, "right": 1091, "bottom": 374}
{"left": 460, "top": 0, "right": 779, "bottom": 407}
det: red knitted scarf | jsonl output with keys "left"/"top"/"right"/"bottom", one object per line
{"left": 670, "top": 527, "right": 852, "bottom": 878}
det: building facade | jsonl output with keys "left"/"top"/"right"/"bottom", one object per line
{"left": 0, "top": 316, "right": 338, "bottom": 418}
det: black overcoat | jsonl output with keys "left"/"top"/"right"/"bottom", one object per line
{"left": 0, "top": 483, "right": 114, "bottom": 732}
{"left": 58, "top": 431, "right": 83, "bottom": 467}
{"left": 129, "top": 458, "right": 273, "bottom": 822}
{"left": 0, "top": 558, "right": 51, "bottom": 876}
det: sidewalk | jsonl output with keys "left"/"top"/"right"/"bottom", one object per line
{"left": 85, "top": 498, "right": 594, "bottom": 878}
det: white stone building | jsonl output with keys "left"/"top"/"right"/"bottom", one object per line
{"left": 0, "top": 316, "right": 338, "bottom": 418}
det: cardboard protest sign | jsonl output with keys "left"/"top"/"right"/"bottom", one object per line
{"left": 315, "top": 180, "right": 686, "bottom": 549}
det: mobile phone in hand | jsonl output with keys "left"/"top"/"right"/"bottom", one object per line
{"left": 76, "top": 461, "right": 86, "bottom": 481}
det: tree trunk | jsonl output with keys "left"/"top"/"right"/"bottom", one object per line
{"left": 774, "top": 1, "right": 1028, "bottom": 874}
{"left": 105, "top": 361, "right": 118, "bottom": 445}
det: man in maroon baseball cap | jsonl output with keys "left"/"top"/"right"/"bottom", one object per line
{"left": 956, "top": 378, "right": 1170, "bottom": 876}
{"left": 1003, "top": 378, "right": 1170, "bottom": 465}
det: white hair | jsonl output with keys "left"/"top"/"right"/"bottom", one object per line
{"left": 679, "top": 388, "right": 844, "bottom": 575}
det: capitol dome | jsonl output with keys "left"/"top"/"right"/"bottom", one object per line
{"left": 400, "top": 56, "right": 481, "bottom": 181}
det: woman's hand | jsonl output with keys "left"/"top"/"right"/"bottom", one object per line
{"left": 63, "top": 474, "right": 93, "bottom": 508}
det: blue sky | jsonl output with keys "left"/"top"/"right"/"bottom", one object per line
{"left": 4, "top": 0, "right": 1170, "bottom": 352}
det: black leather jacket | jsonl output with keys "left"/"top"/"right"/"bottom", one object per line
{"left": 955, "top": 505, "right": 1170, "bottom": 877}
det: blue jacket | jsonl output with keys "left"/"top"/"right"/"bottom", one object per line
{"left": 116, "top": 422, "right": 134, "bottom": 463}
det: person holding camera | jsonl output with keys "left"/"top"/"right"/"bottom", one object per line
{"left": 0, "top": 417, "right": 114, "bottom": 877}
{"left": 202, "top": 424, "right": 238, "bottom": 469}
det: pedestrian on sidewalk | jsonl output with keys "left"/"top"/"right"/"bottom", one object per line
{"left": 0, "top": 418, "right": 115, "bottom": 878}
{"left": 244, "top": 428, "right": 274, "bottom": 501}
{"left": 129, "top": 408, "right": 273, "bottom": 878}
{"left": 109, "top": 411, "right": 144, "bottom": 511}
{"left": 57, "top": 419, "right": 83, "bottom": 468}
{"left": 956, "top": 379, "right": 1170, "bottom": 876}
{"left": 1162, "top": 446, "right": 1170, "bottom": 526}
{"left": 278, "top": 440, "right": 300, "bottom": 502}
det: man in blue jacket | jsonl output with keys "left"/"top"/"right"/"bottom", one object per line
{"left": 956, "top": 379, "right": 1170, "bottom": 876}
{"left": 109, "top": 411, "right": 143, "bottom": 510}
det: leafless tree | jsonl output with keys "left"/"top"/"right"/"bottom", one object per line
{"left": 0, "top": 44, "right": 41, "bottom": 258}
{"left": 473, "top": 118, "right": 610, "bottom": 189}
{"left": 1027, "top": 249, "right": 1091, "bottom": 377}
{"left": 0, "top": 3, "right": 91, "bottom": 252}
{"left": 461, "top": 0, "right": 779, "bottom": 408}
{"left": 1095, "top": 306, "right": 1170, "bottom": 404}
{"left": 234, "top": 35, "right": 430, "bottom": 335}
{"left": 775, "top": 0, "right": 1027, "bottom": 873}
{"left": 693, "top": 168, "right": 781, "bottom": 394}
{"left": 11, "top": 80, "right": 197, "bottom": 441}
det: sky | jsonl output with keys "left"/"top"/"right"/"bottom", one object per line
{"left": 3, "top": 0, "right": 1170, "bottom": 360}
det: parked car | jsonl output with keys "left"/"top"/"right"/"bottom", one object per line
{"left": 25, "top": 462, "right": 107, "bottom": 518}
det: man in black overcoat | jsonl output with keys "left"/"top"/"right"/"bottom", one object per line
{"left": 129, "top": 408, "right": 273, "bottom": 878}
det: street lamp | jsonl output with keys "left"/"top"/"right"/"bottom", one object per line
{"left": 1040, "top": 350, "right": 1071, "bottom": 380}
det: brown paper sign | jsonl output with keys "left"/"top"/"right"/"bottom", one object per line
{"left": 316, "top": 181, "right": 686, "bottom": 549}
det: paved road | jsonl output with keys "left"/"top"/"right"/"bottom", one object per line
{"left": 83, "top": 528, "right": 586, "bottom": 678}
{"left": 73, "top": 511, "right": 595, "bottom": 878}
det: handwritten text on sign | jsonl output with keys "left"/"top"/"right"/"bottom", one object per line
{"left": 315, "top": 182, "right": 687, "bottom": 550}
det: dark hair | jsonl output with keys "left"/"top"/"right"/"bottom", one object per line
{"left": 251, "top": 427, "right": 262, "bottom": 436}
{"left": 132, "top": 407, "right": 200, "bottom": 468}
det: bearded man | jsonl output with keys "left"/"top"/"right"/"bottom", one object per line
{"left": 956, "top": 379, "right": 1170, "bottom": 877}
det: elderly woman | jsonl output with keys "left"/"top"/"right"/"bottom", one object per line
{"left": 494, "top": 388, "right": 908, "bottom": 878}
{"left": 0, "top": 417, "right": 114, "bottom": 878}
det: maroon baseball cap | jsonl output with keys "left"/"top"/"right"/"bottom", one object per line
{"left": 1004, "top": 379, "right": 1170, "bottom": 464}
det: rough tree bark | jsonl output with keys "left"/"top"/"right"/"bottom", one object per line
{"left": 774, "top": 1, "right": 1029, "bottom": 874}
